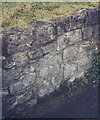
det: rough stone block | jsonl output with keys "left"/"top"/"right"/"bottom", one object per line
{"left": 75, "top": 71, "right": 84, "bottom": 79}
{"left": 63, "top": 63, "right": 77, "bottom": 79}
{"left": 68, "top": 9, "right": 88, "bottom": 30}
{"left": 12, "top": 50, "right": 28, "bottom": 67}
{"left": 57, "top": 35, "right": 67, "bottom": 50}
{"left": 37, "top": 83, "right": 50, "bottom": 97}
{"left": 12, "top": 92, "right": 33, "bottom": 107}
{"left": 2, "top": 67, "right": 23, "bottom": 87}
{"left": 76, "top": 52, "right": 87, "bottom": 60}
{"left": 52, "top": 17, "right": 67, "bottom": 35}
{"left": 13, "top": 91, "right": 37, "bottom": 107}
{"left": 34, "top": 22, "right": 55, "bottom": 45}
{"left": 77, "top": 57, "right": 92, "bottom": 72}
{"left": 68, "top": 71, "right": 84, "bottom": 82}
{"left": 87, "top": 8, "right": 99, "bottom": 26}
{"left": 9, "top": 84, "right": 37, "bottom": 108}
{"left": 3, "top": 57, "right": 15, "bottom": 69}
{"left": 22, "top": 64, "right": 36, "bottom": 74}
{"left": 63, "top": 45, "right": 78, "bottom": 59}
{"left": 82, "top": 26, "right": 93, "bottom": 40}
{"left": 68, "top": 76, "right": 76, "bottom": 82}
{"left": 93, "top": 24, "right": 99, "bottom": 40}
{"left": 64, "top": 29, "right": 82, "bottom": 44}
{"left": 2, "top": 28, "right": 34, "bottom": 55}
{"left": 37, "top": 54, "right": 62, "bottom": 77}
{"left": 36, "top": 54, "right": 62, "bottom": 97}
{"left": 10, "top": 73, "right": 36, "bottom": 94}
{"left": 41, "top": 42, "right": 55, "bottom": 54}
{"left": 79, "top": 41, "right": 95, "bottom": 53}
{"left": 28, "top": 48, "right": 43, "bottom": 60}
{"left": 2, "top": 89, "right": 9, "bottom": 97}
{"left": 27, "top": 98, "right": 37, "bottom": 107}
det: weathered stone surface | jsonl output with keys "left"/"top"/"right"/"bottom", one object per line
{"left": 82, "top": 26, "right": 93, "bottom": 40}
{"left": 79, "top": 41, "right": 95, "bottom": 53}
{"left": 69, "top": 29, "right": 82, "bottom": 43}
{"left": 68, "top": 9, "right": 89, "bottom": 31}
{"left": 28, "top": 48, "right": 43, "bottom": 60}
{"left": 41, "top": 42, "right": 55, "bottom": 53}
{"left": 57, "top": 35, "right": 67, "bottom": 51}
{"left": 56, "top": 25, "right": 65, "bottom": 36}
{"left": 93, "top": 24, "right": 99, "bottom": 42}
{"left": 12, "top": 92, "right": 33, "bottom": 107}
{"left": 51, "top": 17, "right": 67, "bottom": 35}
{"left": 2, "top": 67, "right": 22, "bottom": 87}
{"left": 74, "top": 71, "right": 84, "bottom": 79}
{"left": 37, "top": 54, "right": 62, "bottom": 77}
{"left": 34, "top": 21, "right": 56, "bottom": 45}
{"left": 76, "top": 57, "right": 92, "bottom": 72}
{"left": 2, "top": 89, "right": 9, "bottom": 97}
{"left": 68, "top": 71, "right": 84, "bottom": 82}
{"left": 64, "top": 29, "right": 82, "bottom": 44}
{"left": 68, "top": 76, "right": 76, "bottom": 82}
{"left": 87, "top": 8, "right": 99, "bottom": 26}
{"left": 3, "top": 83, "right": 37, "bottom": 113}
{"left": 12, "top": 50, "right": 28, "bottom": 67}
{"left": 63, "top": 45, "right": 78, "bottom": 59}
{"left": 27, "top": 98, "right": 37, "bottom": 107}
{"left": 36, "top": 54, "right": 62, "bottom": 97}
{"left": 22, "top": 64, "right": 36, "bottom": 74}
{"left": 12, "top": 86, "right": 37, "bottom": 107}
{"left": 63, "top": 63, "right": 77, "bottom": 80}
{"left": 76, "top": 52, "right": 87, "bottom": 60}
{"left": 64, "top": 17, "right": 71, "bottom": 32}
{"left": 2, "top": 7, "right": 99, "bottom": 113}
{"left": 10, "top": 73, "right": 36, "bottom": 94}
{"left": 2, "top": 28, "right": 35, "bottom": 55}
{"left": 3, "top": 57, "right": 15, "bottom": 69}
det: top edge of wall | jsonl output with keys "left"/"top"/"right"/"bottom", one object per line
{"left": 0, "top": 0, "right": 100, "bottom": 2}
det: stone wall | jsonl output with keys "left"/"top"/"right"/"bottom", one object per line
{"left": 2, "top": 7, "right": 100, "bottom": 114}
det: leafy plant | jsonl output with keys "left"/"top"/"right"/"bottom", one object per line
{"left": 81, "top": 76, "right": 88, "bottom": 84}
{"left": 85, "top": 50, "right": 100, "bottom": 83}
{"left": 58, "top": 80, "right": 77, "bottom": 98}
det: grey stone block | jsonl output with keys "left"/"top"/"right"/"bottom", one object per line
{"left": 12, "top": 50, "right": 28, "bottom": 67}
{"left": 28, "top": 48, "right": 43, "bottom": 60}
{"left": 77, "top": 57, "right": 92, "bottom": 72}
{"left": 65, "top": 29, "right": 82, "bottom": 44}
{"left": 10, "top": 73, "right": 36, "bottom": 94}
{"left": 57, "top": 35, "right": 67, "bottom": 51}
{"left": 82, "top": 26, "right": 93, "bottom": 40}
{"left": 79, "top": 41, "right": 95, "bottom": 53}
{"left": 36, "top": 54, "right": 62, "bottom": 97}
{"left": 2, "top": 67, "right": 22, "bottom": 87}
{"left": 63, "top": 63, "right": 77, "bottom": 79}
{"left": 63, "top": 45, "right": 78, "bottom": 59}
{"left": 41, "top": 42, "right": 55, "bottom": 53}
{"left": 27, "top": 99, "right": 37, "bottom": 107}
{"left": 35, "top": 22, "right": 55, "bottom": 45}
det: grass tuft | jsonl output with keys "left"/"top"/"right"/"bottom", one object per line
{"left": 2, "top": 2, "right": 99, "bottom": 29}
